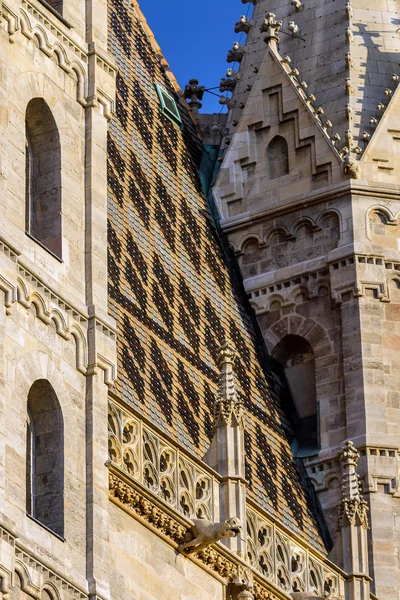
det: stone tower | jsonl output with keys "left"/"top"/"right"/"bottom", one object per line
{"left": 213, "top": 1, "right": 400, "bottom": 598}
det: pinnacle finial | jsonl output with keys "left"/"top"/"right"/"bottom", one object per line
{"left": 338, "top": 441, "right": 369, "bottom": 529}
{"left": 218, "top": 339, "right": 236, "bottom": 367}
{"left": 260, "top": 13, "right": 282, "bottom": 45}
{"left": 184, "top": 79, "right": 204, "bottom": 118}
{"left": 214, "top": 339, "right": 244, "bottom": 428}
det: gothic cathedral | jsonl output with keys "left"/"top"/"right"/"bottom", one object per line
{"left": 0, "top": 1, "right": 398, "bottom": 600}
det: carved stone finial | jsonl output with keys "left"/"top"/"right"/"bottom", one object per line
{"left": 260, "top": 13, "right": 282, "bottom": 44}
{"left": 235, "top": 15, "right": 253, "bottom": 34}
{"left": 338, "top": 441, "right": 369, "bottom": 529}
{"left": 227, "top": 42, "right": 246, "bottom": 63}
{"left": 184, "top": 79, "right": 205, "bottom": 118}
{"left": 214, "top": 340, "right": 244, "bottom": 428}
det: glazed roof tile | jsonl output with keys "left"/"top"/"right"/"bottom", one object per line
{"left": 107, "top": 0, "right": 326, "bottom": 553}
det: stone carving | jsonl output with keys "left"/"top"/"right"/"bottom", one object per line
{"left": 213, "top": 340, "right": 244, "bottom": 429}
{"left": 260, "top": 13, "right": 282, "bottom": 44}
{"left": 343, "top": 155, "right": 360, "bottom": 179}
{"left": 220, "top": 78, "right": 237, "bottom": 93}
{"left": 177, "top": 517, "right": 242, "bottom": 554}
{"left": 246, "top": 508, "right": 344, "bottom": 596}
{"left": 233, "top": 564, "right": 254, "bottom": 589}
{"left": 235, "top": 16, "right": 253, "bottom": 34}
{"left": 184, "top": 79, "right": 204, "bottom": 117}
{"left": 338, "top": 441, "right": 369, "bottom": 529}
{"left": 227, "top": 42, "right": 246, "bottom": 63}
{"left": 108, "top": 402, "right": 214, "bottom": 520}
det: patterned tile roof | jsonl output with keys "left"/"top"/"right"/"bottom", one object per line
{"left": 107, "top": 0, "right": 326, "bottom": 553}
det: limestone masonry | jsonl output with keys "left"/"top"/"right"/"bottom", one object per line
{"left": 0, "top": 0, "right": 399, "bottom": 599}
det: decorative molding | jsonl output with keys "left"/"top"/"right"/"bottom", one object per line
{"left": 96, "top": 88, "right": 115, "bottom": 121}
{"left": 108, "top": 401, "right": 215, "bottom": 520}
{"left": 108, "top": 400, "right": 346, "bottom": 597}
{"left": 1, "top": 3, "right": 19, "bottom": 41}
{"left": 246, "top": 507, "right": 345, "bottom": 597}
{"left": 15, "top": 545, "right": 87, "bottom": 600}
{"left": 0, "top": 521, "right": 86, "bottom": 600}
{"left": 0, "top": 275, "right": 16, "bottom": 316}
{"left": 21, "top": 0, "right": 87, "bottom": 61}
{"left": 1, "top": 1, "right": 116, "bottom": 112}
{"left": 246, "top": 265, "right": 335, "bottom": 315}
{"left": 0, "top": 236, "right": 116, "bottom": 384}
{"left": 108, "top": 468, "right": 287, "bottom": 600}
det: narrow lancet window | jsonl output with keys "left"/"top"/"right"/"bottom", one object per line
{"left": 25, "top": 98, "right": 62, "bottom": 259}
{"left": 26, "top": 380, "right": 64, "bottom": 537}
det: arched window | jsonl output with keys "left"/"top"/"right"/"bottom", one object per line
{"left": 267, "top": 135, "right": 289, "bottom": 180}
{"left": 26, "top": 380, "right": 64, "bottom": 537}
{"left": 272, "top": 335, "right": 318, "bottom": 454}
{"left": 25, "top": 99, "right": 62, "bottom": 259}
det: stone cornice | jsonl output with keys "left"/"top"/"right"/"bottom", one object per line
{"left": 1, "top": 0, "right": 116, "bottom": 113}
{"left": 0, "top": 235, "right": 117, "bottom": 386}
{"left": 108, "top": 400, "right": 347, "bottom": 596}
{"left": 0, "top": 521, "right": 87, "bottom": 599}
{"left": 219, "top": 180, "right": 400, "bottom": 234}
{"left": 218, "top": 182, "right": 352, "bottom": 233}
{"left": 108, "top": 465, "right": 288, "bottom": 600}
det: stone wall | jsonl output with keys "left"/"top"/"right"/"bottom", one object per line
{"left": 108, "top": 504, "right": 224, "bottom": 600}
{"left": 0, "top": 1, "right": 116, "bottom": 599}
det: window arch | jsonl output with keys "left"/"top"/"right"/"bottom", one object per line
{"left": 267, "top": 135, "right": 289, "bottom": 180}
{"left": 26, "top": 380, "right": 64, "bottom": 537}
{"left": 272, "top": 335, "right": 318, "bottom": 454}
{"left": 25, "top": 98, "right": 62, "bottom": 259}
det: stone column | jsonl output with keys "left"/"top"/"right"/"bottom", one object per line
{"left": 204, "top": 340, "right": 247, "bottom": 557}
{"left": 338, "top": 441, "right": 371, "bottom": 600}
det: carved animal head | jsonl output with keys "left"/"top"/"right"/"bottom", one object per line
{"left": 222, "top": 517, "right": 242, "bottom": 538}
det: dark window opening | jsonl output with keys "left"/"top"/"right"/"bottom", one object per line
{"left": 272, "top": 335, "right": 319, "bottom": 455}
{"left": 267, "top": 135, "right": 289, "bottom": 180}
{"left": 26, "top": 380, "right": 64, "bottom": 537}
{"left": 25, "top": 98, "right": 62, "bottom": 259}
{"left": 41, "top": 0, "right": 63, "bottom": 16}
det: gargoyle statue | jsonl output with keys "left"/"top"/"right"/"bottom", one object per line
{"left": 177, "top": 517, "right": 242, "bottom": 554}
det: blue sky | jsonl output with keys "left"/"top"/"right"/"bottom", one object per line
{"left": 138, "top": 0, "right": 253, "bottom": 114}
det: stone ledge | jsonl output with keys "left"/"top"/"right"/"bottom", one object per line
{"left": 108, "top": 466, "right": 289, "bottom": 600}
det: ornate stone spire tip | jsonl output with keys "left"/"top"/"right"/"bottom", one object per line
{"left": 339, "top": 440, "right": 360, "bottom": 466}
{"left": 214, "top": 339, "right": 244, "bottom": 428}
{"left": 218, "top": 338, "right": 236, "bottom": 367}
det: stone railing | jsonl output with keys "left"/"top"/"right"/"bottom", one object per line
{"left": 108, "top": 400, "right": 217, "bottom": 521}
{"left": 246, "top": 506, "right": 345, "bottom": 597}
{"left": 108, "top": 400, "right": 346, "bottom": 598}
